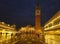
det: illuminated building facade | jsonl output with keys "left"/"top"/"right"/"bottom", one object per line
{"left": 19, "top": 25, "right": 36, "bottom": 40}
{"left": 0, "top": 22, "right": 16, "bottom": 43}
{"left": 44, "top": 10, "right": 60, "bottom": 44}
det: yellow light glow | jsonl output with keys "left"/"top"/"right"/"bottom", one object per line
{"left": 8, "top": 31, "right": 13, "bottom": 34}
{"left": 45, "top": 24, "right": 60, "bottom": 30}
{"left": 45, "top": 16, "right": 60, "bottom": 27}
{"left": 8, "top": 24, "right": 10, "bottom": 26}
{"left": 0, "top": 24, "right": 14, "bottom": 29}
{"left": 2, "top": 30, "right": 6, "bottom": 33}
{"left": 2, "top": 22, "right": 4, "bottom": 24}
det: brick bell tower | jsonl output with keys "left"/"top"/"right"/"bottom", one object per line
{"left": 35, "top": 0, "right": 42, "bottom": 34}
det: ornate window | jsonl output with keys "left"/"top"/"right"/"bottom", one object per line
{"left": 48, "top": 23, "right": 52, "bottom": 27}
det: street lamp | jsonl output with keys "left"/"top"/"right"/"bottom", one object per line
{"left": 8, "top": 24, "right": 10, "bottom": 26}
{"left": 2, "top": 22, "right": 4, "bottom": 24}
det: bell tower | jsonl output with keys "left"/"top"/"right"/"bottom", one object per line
{"left": 35, "top": 0, "right": 42, "bottom": 34}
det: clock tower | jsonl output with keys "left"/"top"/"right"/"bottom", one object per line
{"left": 35, "top": 0, "right": 42, "bottom": 34}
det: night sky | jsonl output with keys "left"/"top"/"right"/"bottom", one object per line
{"left": 0, "top": 0, "right": 60, "bottom": 28}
